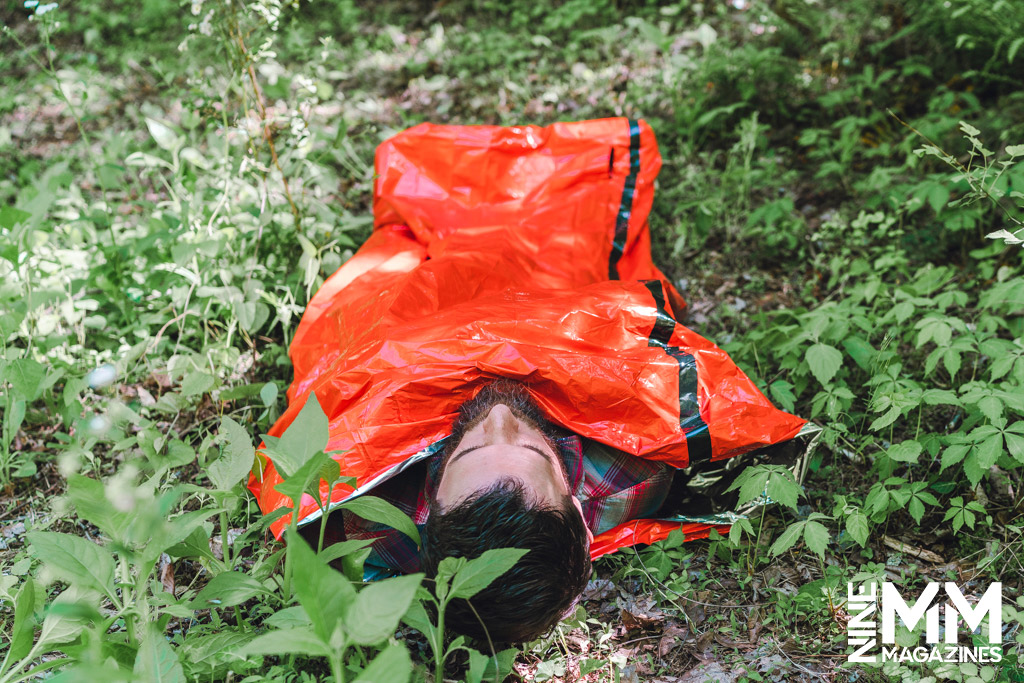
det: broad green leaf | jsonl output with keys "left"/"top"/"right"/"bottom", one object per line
{"left": 769, "top": 522, "right": 803, "bottom": 556}
{"left": 263, "top": 606, "right": 311, "bottom": 631}
{"left": 209, "top": 416, "right": 256, "bottom": 491}
{"left": 133, "top": 629, "right": 187, "bottom": 683}
{"left": 8, "top": 581, "right": 37, "bottom": 663}
{"left": 466, "top": 648, "right": 491, "bottom": 683}
{"left": 869, "top": 405, "right": 901, "bottom": 432}
{"left": 975, "top": 433, "right": 1003, "bottom": 470}
{"left": 145, "top": 118, "right": 181, "bottom": 152}
{"left": 769, "top": 380, "right": 796, "bottom": 413}
{"left": 341, "top": 496, "right": 421, "bottom": 547}
{"left": 842, "top": 336, "right": 876, "bottom": 372}
{"left": 908, "top": 497, "right": 925, "bottom": 524}
{"left": 318, "top": 538, "right": 375, "bottom": 565}
{"left": 180, "top": 371, "right": 214, "bottom": 398}
{"left": 66, "top": 474, "right": 132, "bottom": 542}
{"left": 1005, "top": 432, "right": 1024, "bottom": 464}
{"left": 400, "top": 597, "right": 435, "bottom": 635}
{"left": 190, "top": 571, "right": 269, "bottom": 609}
{"left": 28, "top": 531, "right": 116, "bottom": 600}
{"left": 0, "top": 205, "right": 32, "bottom": 230}
{"left": 7, "top": 358, "right": 45, "bottom": 400}
{"left": 962, "top": 453, "right": 987, "bottom": 486}
{"left": 726, "top": 467, "right": 769, "bottom": 507}
{"left": 940, "top": 444, "right": 969, "bottom": 472}
{"left": 846, "top": 512, "right": 869, "bottom": 547}
{"left": 274, "top": 450, "right": 333, "bottom": 511}
{"left": 803, "top": 521, "right": 830, "bottom": 558}
{"left": 345, "top": 574, "right": 423, "bottom": 645}
{"left": 286, "top": 527, "right": 356, "bottom": 643}
{"left": 260, "top": 382, "right": 278, "bottom": 407}
{"left": 236, "top": 627, "right": 329, "bottom": 658}
{"left": 806, "top": 343, "right": 842, "bottom": 385}
{"left": 977, "top": 396, "right": 1004, "bottom": 422}
{"left": 38, "top": 585, "right": 101, "bottom": 646}
{"left": 449, "top": 548, "right": 530, "bottom": 600}
{"left": 765, "top": 470, "right": 801, "bottom": 510}
{"left": 353, "top": 643, "right": 412, "bottom": 683}
{"left": 273, "top": 392, "right": 329, "bottom": 477}
{"left": 887, "top": 441, "right": 922, "bottom": 464}
{"left": 180, "top": 632, "right": 253, "bottom": 677}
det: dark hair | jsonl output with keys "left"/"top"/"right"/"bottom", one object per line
{"left": 421, "top": 477, "right": 591, "bottom": 644}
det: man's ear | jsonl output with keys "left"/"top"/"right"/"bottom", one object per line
{"left": 570, "top": 495, "right": 594, "bottom": 545}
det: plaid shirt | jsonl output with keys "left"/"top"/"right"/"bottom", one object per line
{"left": 329, "top": 435, "right": 674, "bottom": 580}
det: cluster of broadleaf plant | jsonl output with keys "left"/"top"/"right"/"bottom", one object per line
{"left": 1, "top": 391, "right": 523, "bottom": 682}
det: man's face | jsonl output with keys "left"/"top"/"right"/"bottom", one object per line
{"left": 435, "top": 382, "right": 593, "bottom": 544}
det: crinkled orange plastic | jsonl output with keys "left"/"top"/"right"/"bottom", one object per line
{"left": 249, "top": 118, "right": 806, "bottom": 556}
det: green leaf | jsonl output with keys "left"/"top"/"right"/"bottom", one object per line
{"left": 887, "top": 440, "right": 922, "bottom": 464}
{"left": 769, "top": 380, "right": 796, "bottom": 413}
{"left": 962, "top": 453, "right": 987, "bottom": 486}
{"left": 769, "top": 522, "right": 803, "bottom": 556}
{"left": 28, "top": 531, "right": 116, "bottom": 600}
{"left": 727, "top": 466, "right": 769, "bottom": 506}
{"left": 133, "top": 629, "right": 187, "bottom": 683}
{"left": 842, "top": 336, "right": 876, "bottom": 371}
{"left": 975, "top": 433, "right": 1003, "bottom": 470}
{"left": 341, "top": 496, "right": 421, "bottom": 547}
{"left": 449, "top": 548, "right": 530, "bottom": 600}
{"left": 1005, "top": 432, "right": 1024, "bottom": 464}
{"left": 318, "top": 538, "right": 375, "bottom": 565}
{"left": 209, "top": 416, "right": 256, "bottom": 491}
{"left": 274, "top": 450, "right": 333, "bottom": 513}
{"left": 400, "top": 596, "right": 435, "bottom": 635}
{"left": 38, "top": 585, "right": 101, "bottom": 646}
{"left": 145, "top": 118, "right": 181, "bottom": 153}
{"left": 353, "top": 644, "right": 412, "bottom": 683}
{"left": 263, "top": 606, "right": 311, "bottom": 631}
{"left": 273, "top": 391, "right": 329, "bottom": 477}
{"left": 908, "top": 497, "right": 925, "bottom": 524}
{"left": 869, "top": 405, "right": 901, "bottom": 432}
{"left": 940, "top": 444, "right": 969, "bottom": 472}
{"left": 765, "top": 470, "right": 801, "bottom": 510}
{"left": 66, "top": 474, "right": 132, "bottom": 544}
{"left": 260, "top": 382, "right": 278, "bottom": 407}
{"left": 236, "top": 627, "right": 329, "bottom": 658}
{"left": 190, "top": 571, "right": 269, "bottom": 609}
{"left": 286, "top": 527, "right": 356, "bottom": 643}
{"left": 8, "top": 580, "right": 37, "bottom": 662}
{"left": 0, "top": 205, "right": 32, "bottom": 230}
{"left": 803, "top": 521, "right": 830, "bottom": 558}
{"left": 977, "top": 396, "right": 1004, "bottom": 422}
{"left": 846, "top": 512, "right": 869, "bottom": 547}
{"left": 345, "top": 574, "right": 423, "bottom": 645}
{"left": 806, "top": 343, "right": 843, "bottom": 385}
{"left": 7, "top": 358, "right": 46, "bottom": 400}
{"left": 180, "top": 371, "right": 214, "bottom": 398}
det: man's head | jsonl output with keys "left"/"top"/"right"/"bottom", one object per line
{"left": 421, "top": 380, "right": 593, "bottom": 643}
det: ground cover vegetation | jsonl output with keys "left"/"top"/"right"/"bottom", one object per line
{"left": 1, "top": 0, "right": 1023, "bottom": 680}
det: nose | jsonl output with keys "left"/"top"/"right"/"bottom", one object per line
{"left": 482, "top": 404, "right": 519, "bottom": 441}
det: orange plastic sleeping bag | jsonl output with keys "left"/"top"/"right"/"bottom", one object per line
{"left": 249, "top": 117, "right": 806, "bottom": 557}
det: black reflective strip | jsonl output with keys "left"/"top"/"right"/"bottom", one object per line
{"left": 642, "top": 280, "right": 713, "bottom": 464}
{"left": 608, "top": 119, "right": 641, "bottom": 280}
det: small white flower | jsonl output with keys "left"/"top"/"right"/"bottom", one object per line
{"left": 35, "top": 2, "right": 58, "bottom": 15}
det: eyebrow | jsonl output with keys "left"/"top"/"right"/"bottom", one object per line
{"left": 448, "top": 443, "right": 554, "bottom": 465}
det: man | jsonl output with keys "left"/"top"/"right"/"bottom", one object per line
{"left": 250, "top": 117, "right": 806, "bottom": 644}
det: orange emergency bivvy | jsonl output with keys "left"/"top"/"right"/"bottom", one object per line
{"left": 249, "top": 117, "right": 807, "bottom": 558}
